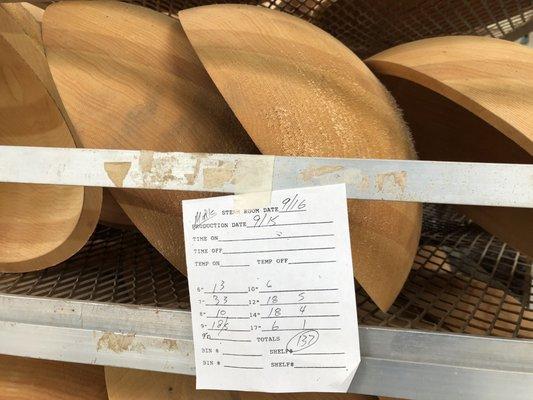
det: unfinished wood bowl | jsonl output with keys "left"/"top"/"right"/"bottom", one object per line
{"left": 105, "top": 367, "right": 376, "bottom": 400}
{"left": 366, "top": 36, "right": 533, "bottom": 257}
{"left": 4, "top": 3, "right": 130, "bottom": 231}
{"left": 100, "top": 189, "right": 134, "bottom": 228}
{"left": 0, "top": 3, "right": 55, "bottom": 99}
{"left": 0, "top": 354, "right": 108, "bottom": 400}
{"left": 105, "top": 369, "right": 231, "bottom": 400}
{"left": 42, "top": 1, "right": 258, "bottom": 275}
{"left": 2, "top": 3, "right": 120, "bottom": 230}
{"left": 1, "top": 2, "right": 43, "bottom": 46}
{"left": 0, "top": 4, "right": 101, "bottom": 272}
{"left": 179, "top": 4, "right": 422, "bottom": 311}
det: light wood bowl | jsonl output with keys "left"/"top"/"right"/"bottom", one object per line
{"left": 7, "top": 2, "right": 130, "bottom": 232}
{"left": 105, "top": 367, "right": 376, "bottom": 400}
{"left": 42, "top": 1, "right": 258, "bottom": 274}
{"left": 100, "top": 189, "right": 134, "bottom": 228}
{"left": 179, "top": 4, "right": 422, "bottom": 311}
{"left": 0, "top": 3, "right": 101, "bottom": 272}
{"left": 0, "top": 354, "right": 108, "bottom": 400}
{"left": 366, "top": 36, "right": 533, "bottom": 257}
{"left": 2, "top": 3, "right": 125, "bottom": 230}
{"left": 1, "top": 2, "right": 43, "bottom": 45}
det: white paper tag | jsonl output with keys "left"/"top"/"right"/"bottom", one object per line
{"left": 182, "top": 184, "right": 360, "bottom": 393}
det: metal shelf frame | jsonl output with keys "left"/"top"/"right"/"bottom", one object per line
{"left": 0, "top": 203, "right": 532, "bottom": 399}
{"left": 0, "top": 294, "right": 532, "bottom": 400}
{"left": 0, "top": 0, "right": 531, "bottom": 397}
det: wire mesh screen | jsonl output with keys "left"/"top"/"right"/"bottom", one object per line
{"left": 358, "top": 206, "right": 533, "bottom": 339}
{"left": 1, "top": 205, "right": 531, "bottom": 339}
{"left": 127, "top": 0, "right": 533, "bottom": 57}
{"left": 0, "top": 226, "right": 190, "bottom": 308}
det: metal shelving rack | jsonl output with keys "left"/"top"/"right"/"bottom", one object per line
{"left": 0, "top": 205, "right": 532, "bottom": 399}
{"left": 1, "top": 1, "right": 532, "bottom": 399}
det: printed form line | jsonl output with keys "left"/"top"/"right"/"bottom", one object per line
{"left": 224, "top": 365, "right": 264, "bottom": 370}
{"left": 260, "top": 301, "right": 339, "bottom": 306}
{"left": 294, "top": 366, "right": 346, "bottom": 369}
{"left": 261, "top": 328, "right": 340, "bottom": 332}
{"left": 220, "top": 264, "right": 250, "bottom": 268}
{"left": 247, "top": 221, "right": 333, "bottom": 228}
{"left": 259, "top": 288, "right": 339, "bottom": 293}
{"left": 223, "top": 353, "right": 263, "bottom": 357}
{"left": 223, "top": 247, "right": 335, "bottom": 255}
{"left": 205, "top": 291, "right": 248, "bottom": 294}
{"left": 261, "top": 314, "right": 340, "bottom": 319}
{"left": 218, "top": 234, "right": 334, "bottom": 242}
{"left": 289, "top": 260, "right": 336, "bottom": 265}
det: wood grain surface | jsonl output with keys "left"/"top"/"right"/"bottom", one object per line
{"left": 0, "top": 4, "right": 101, "bottom": 272}
{"left": 105, "top": 367, "right": 377, "bottom": 400}
{"left": 179, "top": 4, "right": 422, "bottom": 311}
{"left": 42, "top": 1, "right": 258, "bottom": 276}
{"left": 366, "top": 36, "right": 533, "bottom": 257}
{"left": 0, "top": 3, "right": 55, "bottom": 98}
{"left": 4, "top": 2, "right": 131, "bottom": 229}
{"left": 0, "top": 354, "right": 108, "bottom": 400}
{"left": 100, "top": 188, "right": 134, "bottom": 228}
{"left": 0, "top": 2, "right": 43, "bottom": 45}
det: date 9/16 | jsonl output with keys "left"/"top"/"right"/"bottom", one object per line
{"left": 251, "top": 194, "right": 306, "bottom": 227}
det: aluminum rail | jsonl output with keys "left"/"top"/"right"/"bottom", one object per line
{"left": 0, "top": 146, "right": 532, "bottom": 207}
{"left": 0, "top": 294, "right": 531, "bottom": 400}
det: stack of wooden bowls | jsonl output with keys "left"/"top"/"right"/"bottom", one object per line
{"left": 1, "top": 0, "right": 530, "bottom": 310}
{"left": 1, "top": 1, "right": 531, "bottom": 398}
{"left": 1, "top": 0, "right": 429, "bottom": 314}
{"left": 0, "top": 0, "right": 529, "bottom": 310}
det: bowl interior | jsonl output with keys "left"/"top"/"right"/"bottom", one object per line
{"left": 0, "top": 36, "right": 83, "bottom": 264}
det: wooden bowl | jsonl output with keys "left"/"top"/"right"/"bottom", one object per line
{"left": 0, "top": 4, "right": 101, "bottom": 272}
{"left": 2, "top": 3, "right": 123, "bottom": 230}
{"left": 105, "top": 367, "right": 376, "bottom": 400}
{"left": 4, "top": 2, "right": 137, "bottom": 231}
{"left": 179, "top": 4, "right": 422, "bottom": 311}
{"left": 366, "top": 36, "right": 533, "bottom": 257}
{"left": 42, "top": 1, "right": 258, "bottom": 274}
{"left": 1, "top": 2, "right": 43, "bottom": 45}
{"left": 0, "top": 3, "right": 58, "bottom": 103}
{"left": 100, "top": 189, "right": 134, "bottom": 228}
{"left": 0, "top": 354, "right": 107, "bottom": 400}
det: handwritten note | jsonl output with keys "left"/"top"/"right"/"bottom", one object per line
{"left": 182, "top": 184, "right": 360, "bottom": 392}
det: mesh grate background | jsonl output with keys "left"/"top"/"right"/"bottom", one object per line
{"left": 1, "top": 204, "right": 531, "bottom": 339}
{"left": 126, "top": 0, "right": 532, "bottom": 58}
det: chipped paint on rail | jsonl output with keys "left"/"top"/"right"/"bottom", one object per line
{"left": 299, "top": 165, "right": 345, "bottom": 181}
{"left": 96, "top": 332, "right": 145, "bottom": 354}
{"left": 104, "top": 162, "right": 131, "bottom": 187}
{"left": 376, "top": 171, "right": 407, "bottom": 193}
